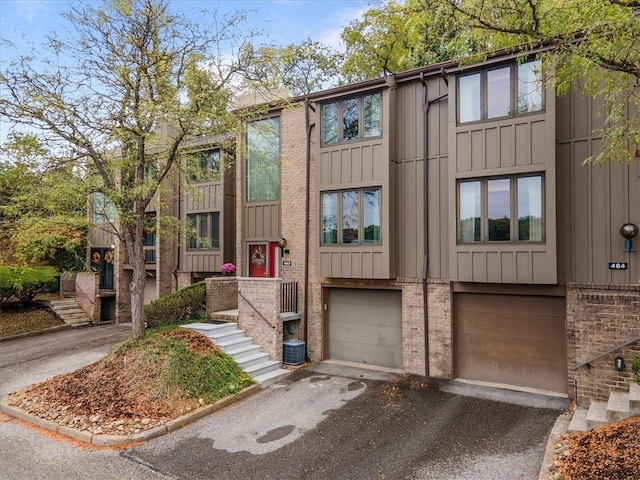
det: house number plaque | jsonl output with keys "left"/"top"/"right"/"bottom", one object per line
{"left": 608, "top": 262, "right": 628, "bottom": 270}
{"left": 282, "top": 260, "right": 292, "bottom": 267}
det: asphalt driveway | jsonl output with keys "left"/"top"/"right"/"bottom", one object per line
{"left": 0, "top": 326, "right": 569, "bottom": 480}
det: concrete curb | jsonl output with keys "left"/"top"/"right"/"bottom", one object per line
{"left": 0, "top": 324, "right": 72, "bottom": 343}
{"left": 537, "top": 409, "right": 573, "bottom": 480}
{"left": 0, "top": 384, "right": 259, "bottom": 447}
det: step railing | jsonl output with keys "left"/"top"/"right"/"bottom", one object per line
{"left": 573, "top": 335, "right": 640, "bottom": 370}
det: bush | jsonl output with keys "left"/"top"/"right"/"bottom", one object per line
{"left": 632, "top": 356, "right": 640, "bottom": 384}
{"left": 144, "top": 281, "right": 206, "bottom": 328}
{"left": 0, "top": 265, "right": 58, "bottom": 308}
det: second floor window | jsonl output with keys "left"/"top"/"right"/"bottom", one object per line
{"left": 321, "top": 92, "right": 382, "bottom": 145}
{"left": 322, "top": 187, "right": 381, "bottom": 245}
{"left": 187, "top": 212, "right": 220, "bottom": 250}
{"left": 458, "top": 59, "right": 543, "bottom": 123}
{"left": 92, "top": 192, "right": 115, "bottom": 224}
{"left": 190, "top": 149, "right": 220, "bottom": 183}
{"left": 246, "top": 116, "right": 280, "bottom": 202}
{"left": 458, "top": 174, "right": 544, "bottom": 244}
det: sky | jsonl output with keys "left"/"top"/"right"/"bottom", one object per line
{"left": 0, "top": 0, "right": 374, "bottom": 148}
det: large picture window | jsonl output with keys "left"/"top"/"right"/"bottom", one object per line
{"left": 321, "top": 188, "right": 381, "bottom": 245}
{"left": 457, "top": 59, "right": 543, "bottom": 123}
{"left": 458, "top": 174, "right": 543, "bottom": 244}
{"left": 321, "top": 92, "right": 382, "bottom": 145}
{"left": 187, "top": 212, "right": 220, "bottom": 250}
{"left": 246, "top": 116, "right": 280, "bottom": 202}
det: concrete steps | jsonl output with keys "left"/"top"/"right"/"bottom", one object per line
{"left": 182, "top": 322, "right": 290, "bottom": 389}
{"left": 39, "top": 298, "right": 91, "bottom": 327}
{"left": 569, "top": 381, "right": 640, "bottom": 433}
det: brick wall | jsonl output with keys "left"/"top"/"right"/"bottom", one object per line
{"left": 205, "top": 277, "right": 238, "bottom": 316}
{"left": 426, "top": 279, "right": 453, "bottom": 379}
{"left": 237, "top": 278, "right": 283, "bottom": 361}
{"left": 76, "top": 272, "right": 99, "bottom": 322}
{"left": 567, "top": 283, "right": 640, "bottom": 406}
{"left": 401, "top": 279, "right": 427, "bottom": 375}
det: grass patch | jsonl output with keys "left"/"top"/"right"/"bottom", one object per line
{"left": 0, "top": 303, "right": 65, "bottom": 338}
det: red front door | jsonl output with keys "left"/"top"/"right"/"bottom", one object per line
{"left": 248, "top": 243, "right": 279, "bottom": 277}
{"left": 248, "top": 244, "right": 268, "bottom": 277}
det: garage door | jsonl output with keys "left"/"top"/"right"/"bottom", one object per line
{"left": 327, "top": 289, "right": 402, "bottom": 369}
{"left": 454, "top": 293, "right": 567, "bottom": 394}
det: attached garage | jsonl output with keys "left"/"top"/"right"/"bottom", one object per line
{"left": 454, "top": 292, "right": 567, "bottom": 394}
{"left": 326, "top": 288, "right": 402, "bottom": 369}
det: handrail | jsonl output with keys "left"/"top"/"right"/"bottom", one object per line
{"left": 573, "top": 336, "right": 640, "bottom": 370}
{"left": 238, "top": 291, "right": 275, "bottom": 330}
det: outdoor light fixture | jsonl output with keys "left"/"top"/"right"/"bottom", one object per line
{"left": 277, "top": 237, "right": 288, "bottom": 257}
{"left": 620, "top": 223, "right": 639, "bottom": 253}
{"left": 614, "top": 356, "right": 625, "bottom": 372}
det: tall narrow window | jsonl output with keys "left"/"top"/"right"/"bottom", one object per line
{"left": 459, "top": 181, "right": 481, "bottom": 242}
{"left": 458, "top": 73, "right": 481, "bottom": 123}
{"left": 363, "top": 188, "right": 381, "bottom": 243}
{"left": 487, "top": 67, "right": 511, "bottom": 119}
{"left": 342, "top": 190, "right": 359, "bottom": 243}
{"left": 342, "top": 98, "right": 360, "bottom": 141}
{"left": 487, "top": 178, "right": 511, "bottom": 241}
{"left": 363, "top": 93, "right": 382, "bottom": 138}
{"left": 517, "top": 176, "right": 543, "bottom": 241}
{"left": 247, "top": 117, "right": 280, "bottom": 202}
{"left": 321, "top": 192, "right": 338, "bottom": 245}
{"left": 517, "top": 60, "right": 543, "bottom": 114}
{"left": 321, "top": 103, "right": 339, "bottom": 144}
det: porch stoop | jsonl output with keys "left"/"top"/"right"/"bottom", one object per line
{"left": 39, "top": 298, "right": 91, "bottom": 327}
{"left": 182, "top": 322, "right": 290, "bottom": 389}
{"left": 568, "top": 382, "right": 640, "bottom": 433}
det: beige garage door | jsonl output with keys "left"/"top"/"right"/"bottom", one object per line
{"left": 327, "top": 289, "right": 402, "bottom": 369}
{"left": 454, "top": 293, "right": 567, "bottom": 394}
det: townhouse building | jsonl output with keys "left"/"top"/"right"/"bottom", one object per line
{"left": 85, "top": 47, "right": 639, "bottom": 405}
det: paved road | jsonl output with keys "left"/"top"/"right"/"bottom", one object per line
{"left": 0, "top": 327, "right": 569, "bottom": 480}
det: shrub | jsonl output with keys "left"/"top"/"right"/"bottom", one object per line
{"left": 144, "top": 281, "right": 206, "bottom": 328}
{"left": 632, "top": 356, "right": 640, "bottom": 384}
{"left": 0, "top": 265, "right": 58, "bottom": 308}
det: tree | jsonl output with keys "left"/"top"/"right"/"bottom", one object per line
{"left": 430, "top": 0, "right": 640, "bottom": 164}
{"left": 0, "top": 132, "right": 88, "bottom": 271}
{"left": 340, "top": 0, "right": 486, "bottom": 82}
{"left": 240, "top": 37, "right": 345, "bottom": 95}
{"left": 0, "top": 0, "right": 259, "bottom": 340}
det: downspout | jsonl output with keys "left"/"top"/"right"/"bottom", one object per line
{"left": 303, "top": 98, "right": 315, "bottom": 361}
{"left": 420, "top": 69, "right": 448, "bottom": 378}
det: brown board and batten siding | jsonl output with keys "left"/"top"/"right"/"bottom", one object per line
{"left": 316, "top": 89, "right": 394, "bottom": 279}
{"left": 181, "top": 165, "right": 225, "bottom": 273}
{"left": 556, "top": 85, "right": 640, "bottom": 284}
{"left": 394, "top": 76, "right": 449, "bottom": 279}
{"left": 448, "top": 68, "right": 558, "bottom": 284}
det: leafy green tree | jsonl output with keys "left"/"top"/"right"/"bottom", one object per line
{"left": 340, "top": 0, "right": 485, "bottom": 82}
{"left": 0, "top": 0, "right": 259, "bottom": 340}
{"left": 240, "top": 37, "right": 345, "bottom": 95}
{"left": 0, "top": 132, "right": 88, "bottom": 270}
{"left": 433, "top": 0, "right": 640, "bottom": 164}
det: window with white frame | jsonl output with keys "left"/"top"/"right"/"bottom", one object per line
{"left": 187, "top": 212, "right": 220, "bottom": 250}
{"left": 458, "top": 174, "right": 543, "bottom": 243}
{"left": 458, "top": 59, "right": 543, "bottom": 123}
{"left": 321, "top": 92, "right": 382, "bottom": 145}
{"left": 321, "top": 188, "right": 381, "bottom": 245}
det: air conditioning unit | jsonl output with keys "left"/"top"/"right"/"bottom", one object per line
{"left": 283, "top": 339, "right": 305, "bottom": 365}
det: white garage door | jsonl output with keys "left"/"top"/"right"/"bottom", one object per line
{"left": 327, "top": 288, "right": 402, "bottom": 369}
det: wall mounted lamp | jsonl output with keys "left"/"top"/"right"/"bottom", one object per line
{"left": 620, "top": 223, "right": 639, "bottom": 253}
{"left": 277, "top": 237, "right": 288, "bottom": 257}
{"left": 614, "top": 356, "right": 625, "bottom": 372}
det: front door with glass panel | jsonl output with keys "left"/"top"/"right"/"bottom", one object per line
{"left": 248, "top": 244, "right": 268, "bottom": 277}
